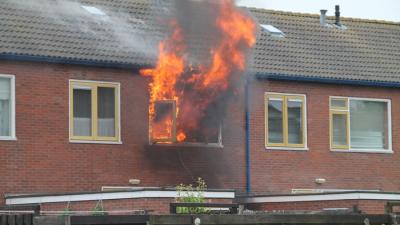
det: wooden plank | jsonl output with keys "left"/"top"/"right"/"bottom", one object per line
{"left": 7, "top": 215, "right": 16, "bottom": 225}
{"left": 15, "top": 215, "right": 23, "bottom": 225}
{"left": 149, "top": 215, "right": 192, "bottom": 225}
{"left": 0, "top": 205, "right": 40, "bottom": 216}
{"left": 33, "top": 214, "right": 394, "bottom": 225}
{"left": 33, "top": 216, "right": 65, "bottom": 225}
{"left": 22, "top": 215, "right": 32, "bottom": 225}
{"left": 70, "top": 215, "right": 149, "bottom": 225}
{"left": 196, "top": 214, "right": 391, "bottom": 225}
{"left": 0, "top": 215, "right": 6, "bottom": 225}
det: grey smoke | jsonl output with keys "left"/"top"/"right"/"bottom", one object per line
{"left": 3, "top": 0, "right": 171, "bottom": 61}
{"left": 3, "top": 0, "right": 254, "bottom": 67}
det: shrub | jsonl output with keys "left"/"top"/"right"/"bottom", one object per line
{"left": 91, "top": 200, "right": 107, "bottom": 215}
{"left": 175, "top": 177, "right": 209, "bottom": 214}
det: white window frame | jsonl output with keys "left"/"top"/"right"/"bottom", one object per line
{"left": 0, "top": 74, "right": 16, "bottom": 141}
{"left": 329, "top": 96, "right": 392, "bottom": 153}
{"left": 265, "top": 92, "right": 308, "bottom": 151}
{"left": 68, "top": 79, "right": 122, "bottom": 145}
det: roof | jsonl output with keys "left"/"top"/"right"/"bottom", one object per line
{"left": 1, "top": 0, "right": 400, "bottom": 85}
{"left": 0, "top": 0, "right": 164, "bottom": 68}
{"left": 251, "top": 8, "right": 400, "bottom": 85}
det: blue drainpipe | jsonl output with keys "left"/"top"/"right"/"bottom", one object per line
{"left": 245, "top": 75, "right": 251, "bottom": 194}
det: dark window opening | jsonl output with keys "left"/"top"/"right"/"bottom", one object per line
{"left": 150, "top": 100, "right": 222, "bottom": 147}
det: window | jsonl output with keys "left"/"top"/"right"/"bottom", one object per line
{"left": 81, "top": 5, "right": 106, "bottom": 16}
{"left": 0, "top": 75, "right": 15, "bottom": 140}
{"left": 265, "top": 93, "right": 306, "bottom": 149}
{"left": 149, "top": 99, "right": 222, "bottom": 146}
{"left": 69, "top": 80, "right": 120, "bottom": 142}
{"left": 260, "top": 24, "right": 285, "bottom": 37}
{"left": 151, "top": 100, "right": 177, "bottom": 143}
{"left": 330, "top": 97, "right": 391, "bottom": 151}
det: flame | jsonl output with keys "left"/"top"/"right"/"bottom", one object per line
{"left": 140, "top": 21, "right": 185, "bottom": 142}
{"left": 176, "top": 132, "right": 187, "bottom": 142}
{"left": 141, "top": 0, "right": 256, "bottom": 143}
{"left": 202, "top": 0, "right": 256, "bottom": 88}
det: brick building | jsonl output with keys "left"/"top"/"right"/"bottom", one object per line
{"left": 0, "top": 0, "right": 400, "bottom": 214}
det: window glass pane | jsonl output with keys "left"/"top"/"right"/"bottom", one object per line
{"left": 350, "top": 100, "right": 388, "bottom": 150}
{"left": 331, "top": 98, "right": 346, "bottom": 108}
{"left": 288, "top": 100, "right": 303, "bottom": 144}
{"left": 98, "top": 87, "right": 115, "bottom": 137}
{"left": 268, "top": 98, "right": 283, "bottom": 143}
{"left": 153, "top": 100, "right": 175, "bottom": 141}
{"left": 73, "top": 89, "right": 92, "bottom": 136}
{"left": 0, "top": 78, "right": 11, "bottom": 136}
{"left": 332, "top": 114, "right": 347, "bottom": 146}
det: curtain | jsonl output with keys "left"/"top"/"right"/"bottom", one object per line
{"left": 332, "top": 114, "right": 347, "bottom": 146}
{"left": 350, "top": 100, "right": 388, "bottom": 149}
{"left": 287, "top": 100, "right": 302, "bottom": 144}
{"left": 0, "top": 78, "right": 10, "bottom": 136}
{"left": 73, "top": 89, "right": 92, "bottom": 136}
{"left": 268, "top": 99, "right": 283, "bottom": 143}
{"left": 98, "top": 87, "right": 115, "bottom": 137}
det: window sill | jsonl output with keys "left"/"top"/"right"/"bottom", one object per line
{"left": 0, "top": 136, "right": 17, "bottom": 141}
{"left": 146, "top": 142, "right": 224, "bottom": 150}
{"left": 69, "top": 140, "right": 122, "bottom": 145}
{"left": 266, "top": 146, "right": 309, "bottom": 151}
{"left": 331, "top": 149, "right": 393, "bottom": 154}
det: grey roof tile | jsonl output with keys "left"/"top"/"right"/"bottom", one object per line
{"left": 0, "top": 0, "right": 400, "bottom": 83}
{"left": 250, "top": 8, "right": 400, "bottom": 83}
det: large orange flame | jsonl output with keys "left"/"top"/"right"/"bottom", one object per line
{"left": 141, "top": 0, "right": 257, "bottom": 143}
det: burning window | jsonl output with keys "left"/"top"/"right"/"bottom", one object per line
{"left": 141, "top": 1, "right": 256, "bottom": 147}
{"left": 151, "top": 100, "right": 177, "bottom": 143}
{"left": 150, "top": 99, "right": 222, "bottom": 145}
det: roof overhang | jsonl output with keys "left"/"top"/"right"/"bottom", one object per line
{"left": 238, "top": 191, "right": 400, "bottom": 204}
{"left": 256, "top": 72, "right": 400, "bottom": 88}
{"left": 0, "top": 53, "right": 150, "bottom": 71}
{"left": 5, "top": 187, "right": 235, "bottom": 205}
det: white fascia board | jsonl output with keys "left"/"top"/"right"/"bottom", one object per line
{"left": 240, "top": 192, "right": 400, "bottom": 204}
{"left": 6, "top": 190, "right": 235, "bottom": 205}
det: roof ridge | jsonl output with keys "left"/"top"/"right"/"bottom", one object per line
{"left": 247, "top": 7, "right": 400, "bottom": 25}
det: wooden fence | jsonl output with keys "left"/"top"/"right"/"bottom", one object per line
{"left": 33, "top": 213, "right": 400, "bottom": 225}
{"left": 0, "top": 214, "right": 33, "bottom": 225}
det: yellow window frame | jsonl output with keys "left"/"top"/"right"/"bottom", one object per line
{"left": 330, "top": 97, "right": 348, "bottom": 110}
{"left": 69, "top": 81, "right": 120, "bottom": 142}
{"left": 329, "top": 97, "right": 350, "bottom": 149}
{"left": 330, "top": 110, "right": 350, "bottom": 149}
{"left": 265, "top": 93, "right": 306, "bottom": 148}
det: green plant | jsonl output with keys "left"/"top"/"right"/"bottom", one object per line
{"left": 59, "top": 202, "right": 74, "bottom": 218}
{"left": 91, "top": 200, "right": 107, "bottom": 215}
{"left": 175, "top": 177, "right": 209, "bottom": 214}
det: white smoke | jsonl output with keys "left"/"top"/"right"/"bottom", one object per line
{"left": 2, "top": 0, "right": 168, "bottom": 61}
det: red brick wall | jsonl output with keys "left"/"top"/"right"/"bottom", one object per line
{"left": 2, "top": 59, "right": 400, "bottom": 210}
{"left": 248, "top": 200, "right": 387, "bottom": 214}
{"left": 0, "top": 60, "right": 246, "bottom": 205}
{"left": 249, "top": 79, "right": 400, "bottom": 194}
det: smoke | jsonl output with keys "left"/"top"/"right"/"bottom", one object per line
{"left": 3, "top": 0, "right": 168, "bottom": 61}
{"left": 144, "top": 0, "right": 257, "bottom": 143}
{"left": 174, "top": 1, "right": 256, "bottom": 143}
{"left": 5, "top": 0, "right": 256, "bottom": 144}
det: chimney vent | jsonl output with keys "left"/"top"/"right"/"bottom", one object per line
{"left": 335, "top": 5, "right": 341, "bottom": 26}
{"left": 320, "top": 9, "right": 328, "bottom": 26}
